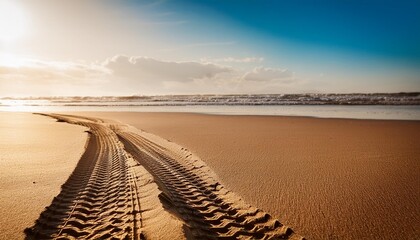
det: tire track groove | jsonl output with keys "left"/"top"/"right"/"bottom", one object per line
{"left": 26, "top": 113, "right": 302, "bottom": 240}
{"left": 25, "top": 114, "right": 143, "bottom": 240}
{"left": 117, "top": 130, "right": 303, "bottom": 240}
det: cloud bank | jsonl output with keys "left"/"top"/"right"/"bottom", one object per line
{"left": 105, "top": 55, "right": 232, "bottom": 82}
{"left": 0, "top": 59, "right": 108, "bottom": 96}
{"left": 0, "top": 55, "right": 300, "bottom": 96}
{"left": 242, "top": 67, "right": 294, "bottom": 83}
{"left": 202, "top": 57, "right": 264, "bottom": 63}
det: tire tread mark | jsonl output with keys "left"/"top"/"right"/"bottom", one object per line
{"left": 118, "top": 130, "right": 304, "bottom": 240}
{"left": 25, "top": 114, "right": 143, "bottom": 240}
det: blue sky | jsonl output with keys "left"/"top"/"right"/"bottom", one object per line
{"left": 215, "top": 1, "right": 416, "bottom": 59}
{"left": 159, "top": 0, "right": 420, "bottom": 61}
{"left": 0, "top": 0, "right": 419, "bottom": 96}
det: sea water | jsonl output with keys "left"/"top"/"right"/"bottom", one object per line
{"left": 0, "top": 102, "right": 419, "bottom": 120}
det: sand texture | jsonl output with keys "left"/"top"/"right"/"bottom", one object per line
{"left": 0, "top": 113, "right": 87, "bottom": 239}
{"left": 76, "top": 112, "right": 420, "bottom": 240}
{"left": 25, "top": 113, "right": 302, "bottom": 239}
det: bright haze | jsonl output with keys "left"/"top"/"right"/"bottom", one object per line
{"left": 0, "top": 0, "right": 419, "bottom": 97}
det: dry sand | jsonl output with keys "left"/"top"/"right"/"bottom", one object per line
{"left": 0, "top": 112, "right": 87, "bottom": 239}
{"left": 77, "top": 112, "right": 420, "bottom": 239}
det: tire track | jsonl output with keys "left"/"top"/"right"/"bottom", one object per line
{"left": 26, "top": 114, "right": 303, "bottom": 240}
{"left": 26, "top": 114, "right": 143, "bottom": 239}
{"left": 117, "top": 131, "right": 303, "bottom": 240}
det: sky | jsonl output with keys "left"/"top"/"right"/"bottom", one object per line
{"left": 0, "top": 0, "right": 419, "bottom": 96}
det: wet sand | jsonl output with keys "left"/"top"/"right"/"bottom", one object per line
{"left": 78, "top": 112, "right": 420, "bottom": 239}
{"left": 0, "top": 113, "right": 87, "bottom": 239}
{"left": 1, "top": 111, "right": 419, "bottom": 239}
{"left": 25, "top": 113, "right": 301, "bottom": 239}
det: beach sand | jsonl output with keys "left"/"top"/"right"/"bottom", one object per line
{"left": 0, "top": 113, "right": 87, "bottom": 239}
{"left": 77, "top": 112, "right": 420, "bottom": 239}
{"left": 24, "top": 113, "right": 300, "bottom": 239}
{"left": 1, "top": 111, "right": 419, "bottom": 239}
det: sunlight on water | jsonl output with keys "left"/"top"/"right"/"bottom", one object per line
{"left": 0, "top": 100, "right": 419, "bottom": 120}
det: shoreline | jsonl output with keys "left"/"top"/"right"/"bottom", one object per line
{"left": 57, "top": 110, "right": 420, "bottom": 123}
{"left": 1, "top": 104, "right": 419, "bottom": 121}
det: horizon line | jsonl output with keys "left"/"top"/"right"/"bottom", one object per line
{"left": 1, "top": 92, "right": 419, "bottom": 99}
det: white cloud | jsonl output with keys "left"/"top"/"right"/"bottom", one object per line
{"left": 242, "top": 67, "right": 295, "bottom": 83}
{"left": 202, "top": 57, "right": 264, "bottom": 63}
{"left": 104, "top": 55, "right": 232, "bottom": 83}
{"left": 0, "top": 56, "right": 235, "bottom": 96}
{"left": 0, "top": 55, "right": 302, "bottom": 96}
{"left": 0, "top": 59, "right": 108, "bottom": 96}
{"left": 0, "top": 59, "right": 107, "bottom": 83}
{"left": 224, "top": 57, "right": 264, "bottom": 63}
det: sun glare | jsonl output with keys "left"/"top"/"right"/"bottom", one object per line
{"left": 0, "top": 1, "right": 27, "bottom": 42}
{"left": 0, "top": 53, "right": 27, "bottom": 67}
